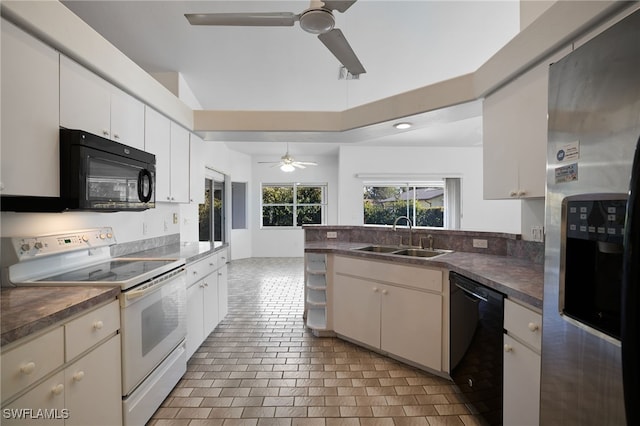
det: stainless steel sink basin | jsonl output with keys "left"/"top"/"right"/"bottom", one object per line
{"left": 392, "top": 248, "right": 452, "bottom": 258}
{"left": 353, "top": 245, "right": 399, "bottom": 253}
{"left": 353, "top": 245, "right": 452, "bottom": 258}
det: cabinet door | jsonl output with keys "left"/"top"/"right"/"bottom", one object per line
{"left": 1, "top": 19, "right": 59, "bottom": 197}
{"left": 1, "top": 372, "right": 65, "bottom": 426}
{"left": 144, "top": 107, "right": 171, "bottom": 202}
{"left": 186, "top": 282, "right": 205, "bottom": 359}
{"left": 60, "top": 56, "right": 111, "bottom": 139}
{"left": 217, "top": 264, "right": 229, "bottom": 323}
{"left": 503, "top": 334, "right": 540, "bottom": 426}
{"left": 333, "top": 275, "right": 380, "bottom": 349}
{"left": 169, "top": 123, "right": 191, "bottom": 203}
{"left": 203, "top": 274, "right": 220, "bottom": 337}
{"left": 189, "top": 133, "right": 206, "bottom": 204}
{"left": 65, "top": 334, "right": 122, "bottom": 426}
{"left": 110, "top": 88, "right": 145, "bottom": 150}
{"left": 381, "top": 285, "right": 442, "bottom": 370}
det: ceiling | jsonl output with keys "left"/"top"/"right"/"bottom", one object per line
{"left": 61, "top": 1, "right": 520, "bottom": 156}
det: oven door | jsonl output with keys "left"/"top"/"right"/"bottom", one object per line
{"left": 120, "top": 268, "right": 186, "bottom": 396}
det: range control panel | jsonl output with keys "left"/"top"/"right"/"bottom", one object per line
{"left": 4, "top": 227, "right": 116, "bottom": 261}
{"left": 564, "top": 196, "right": 627, "bottom": 243}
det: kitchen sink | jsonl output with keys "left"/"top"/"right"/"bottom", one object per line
{"left": 392, "top": 248, "right": 452, "bottom": 258}
{"left": 352, "top": 245, "right": 452, "bottom": 258}
{"left": 353, "top": 245, "right": 399, "bottom": 253}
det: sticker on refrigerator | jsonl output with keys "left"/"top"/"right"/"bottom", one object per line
{"left": 556, "top": 141, "right": 580, "bottom": 162}
{"left": 555, "top": 163, "right": 578, "bottom": 183}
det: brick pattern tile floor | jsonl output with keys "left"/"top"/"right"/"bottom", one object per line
{"left": 148, "top": 257, "right": 487, "bottom": 426}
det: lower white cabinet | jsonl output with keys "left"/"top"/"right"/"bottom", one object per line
{"left": 503, "top": 298, "right": 542, "bottom": 426}
{"left": 1, "top": 300, "right": 122, "bottom": 426}
{"left": 185, "top": 249, "right": 229, "bottom": 359}
{"left": 332, "top": 255, "right": 446, "bottom": 373}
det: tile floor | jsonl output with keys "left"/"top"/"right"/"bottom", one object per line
{"left": 149, "top": 257, "right": 486, "bottom": 426}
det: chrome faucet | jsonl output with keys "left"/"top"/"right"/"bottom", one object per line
{"left": 393, "top": 216, "right": 413, "bottom": 247}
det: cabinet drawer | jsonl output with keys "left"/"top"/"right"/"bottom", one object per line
{"left": 65, "top": 300, "right": 119, "bottom": 361}
{"left": 186, "top": 254, "right": 216, "bottom": 286}
{"left": 1, "top": 327, "right": 64, "bottom": 402}
{"left": 504, "top": 298, "right": 542, "bottom": 352}
{"left": 216, "top": 248, "right": 228, "bottom": 269}
{"left": 335, "top": 256, "right": 442, "bottom": 292}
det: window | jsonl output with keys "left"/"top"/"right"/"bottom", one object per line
{"left": 232, "top": 182, "right": 247, "bottom": 230}
{"left": 262, "top": 183, "right": 327, "bottom": 227}
{"left": 363, "top": 180, "right": 460, "bottom": 229}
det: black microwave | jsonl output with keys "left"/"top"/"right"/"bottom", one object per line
{"left": 60, "top": 129, "right": 156, "bottom": 211}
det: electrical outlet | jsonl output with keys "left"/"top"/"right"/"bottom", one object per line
{"left": 472, "top": 239, "right": 488, "bottom": 249}
{"left": 531, "top": 226, "right": 544, "bottom": 242}
{"left": 142, "top": 222, "right": 148, "bottom": 236}
{"left": 173, "top": 213, "right": 178, "bottom": 224}
{"left": 327, "top": 231, "right": 338, "bottom": 239}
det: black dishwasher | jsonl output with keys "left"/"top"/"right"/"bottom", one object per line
{"left": 449, "top": 271, "right": 504, "bottom": 425}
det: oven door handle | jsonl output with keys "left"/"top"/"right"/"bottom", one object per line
{"left": 125, "top": 269, "right": 184, "bottom": 302}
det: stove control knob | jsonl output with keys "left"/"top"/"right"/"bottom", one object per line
{"left": 20, "top": 243, "right": 31, "bottom": 252}
{"left": 99, "top": 233, "right": 106, "bottom": 239}
{"left": 106, "top": 233, "right": 113, "bottom": 239}
{"left": 33, "top": 242, "right": 44, "bottom": 250}
{"left": 82, "top": 235, "right": 89, "bottom": 242}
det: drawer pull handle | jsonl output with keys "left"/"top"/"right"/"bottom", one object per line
{"left": 382, "top": 289, "right": 388, "bottom": 295}
{"left": 51, "top": 384, "right": 64, "bottom": 395}
{"left": 20, "top": 362, "right": 36, "bottom": 375}
{"left": 372, "top": 287, "right": 378, "bottom": 292}
{"left": 504, "top": 344, "right": 513, "bottom": 353}
{"left": 528, "top": 322, "right": 539, "bottom": 332}
{"left": 93, "top": 320, "right": 104, "bottom": 330}
{"left": 73, "top": 371, "right": 85, "bottom": 382}
{"left": 204, "top": 282, "right": 209, "bottom": 287}
{"left": 210, "top": 262, "right": 215, "bottom": 266}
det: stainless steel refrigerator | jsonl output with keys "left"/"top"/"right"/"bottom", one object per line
{"left": 542, "top": 8, "right": 640, "bottom": 425}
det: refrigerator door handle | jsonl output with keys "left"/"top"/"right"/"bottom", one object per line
{"left": 622, "top": 135, "right": 640, "bottom": 425}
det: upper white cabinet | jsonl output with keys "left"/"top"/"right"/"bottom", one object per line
{"left": 60, "top": 55, "right": 144, "bottom": 150}
{"left": 144, "top": 107, "right": 190, "bottom": 203}
{"left": 189, "top": 133, "right": 205, "bottom": 204}
{"left": 483, "top": 46, "right": 571, "bottom": 200}
{"left": 1, "top": 18, "right": 60, "bottom": 196}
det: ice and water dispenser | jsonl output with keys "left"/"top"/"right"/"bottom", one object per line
{"left": 560, "top": 194, "right": 627, "bottom": 340}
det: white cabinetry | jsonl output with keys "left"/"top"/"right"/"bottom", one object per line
{"left": 503, "top": 298, "right": 542, "bottom": 426}
{"left": 185, "top": 248, "right": 229, "bottom": 359}
{"left": 189, "top": 133, "right": 206, "bottom": 204}
{"left": 304, "top": 254, "right": 331, "bottom": 336}
{"left": 144, "top": 107, "right": 190, "bottom": 203}
{"left": 1, "top": 300, "right": 122, "bottom": 426}
{"left": 1, "top": 18, "right": 60, "bottom": 196}
{"left": 483, "top": 47, "right": 571, "bottom": 200}
{"left": 60, "top": 56, "right": 144, "bottom": 150}
{"left": 332, "top": 255, "right": 446, "bottom": 372}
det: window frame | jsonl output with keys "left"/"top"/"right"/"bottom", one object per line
{"left": 261, "top": 182, "right": 328, "bottom": 228}
{"left": 362, "top": 180, "right": 458, "bottom": 229}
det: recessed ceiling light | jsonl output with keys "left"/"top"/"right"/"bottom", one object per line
{"left": 394, "top": 122, "right": 412, "bottom": 130}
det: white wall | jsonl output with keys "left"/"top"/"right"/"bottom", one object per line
{"left": 337, "top": 145, "right": 522, "bottom": 234}
{"left": 251, "top": 154, "right": 340, "bottom": 257}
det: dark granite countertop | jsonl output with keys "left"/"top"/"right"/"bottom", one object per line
{"left": 1, "top": 286, "right": 120, "bottom": 347}
{"left": 123, "top": 242, "right": 228, "bottom": 264}
{"left": 305, "top": 241, "right": 543, "bottom": 309}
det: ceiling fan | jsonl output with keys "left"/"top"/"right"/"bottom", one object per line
{"left": 258, "top": 144, "right": 318, "bottom": 172}
{"left": 185, "top": 0, "right": 366, "bottom": 76}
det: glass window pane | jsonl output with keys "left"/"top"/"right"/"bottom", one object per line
{"left": 297, "top": 186, "right": 322, "bottom": 204}
{"left": 262, "top": 185, "right": 293, "bottom": 204}
{"left": 263, "top": 205, "right": 294, "bottom": 226}
{"left": 297, "top": 206, "right": 322, "bottom": 225}
{"left": 413, "top": 186, "right": 445, "bottom": 227}
{"left": 363, "top": 185, "right": 408, "bottom": 225}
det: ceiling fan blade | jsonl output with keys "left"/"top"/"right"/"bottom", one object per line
{"left": 185, "top": 12, "right": 298, "bottom": 27}
{"left": 322, "top": 0, "right": 357, "bottom": 13}
{"left": 293, "top": 163, "right": 306, "bottom": 169}
{"left": 257, "top": 161, "right": 282, "bottom": 164}
{"left": 318, "top": 28, "right": 366, "bottom": 75}
{"left": 295, "top": 161, "right": 318, "bottom": 166}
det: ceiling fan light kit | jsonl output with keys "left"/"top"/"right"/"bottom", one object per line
{"left": 258, "top": 144, "right": 319, "bottom": 172}
{"left": 185, "top": 0, "right": 365, "bottom": 76}
{"left": 280, "top": 163, "right": 296, "bottom": 172}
